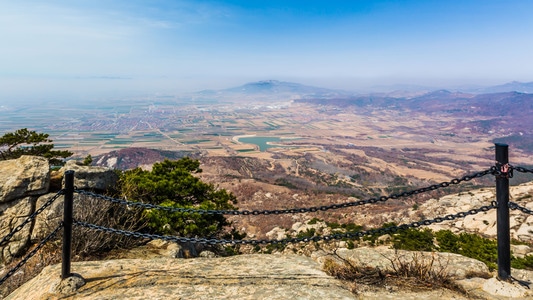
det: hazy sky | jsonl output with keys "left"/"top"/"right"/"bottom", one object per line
{"left": 1, "top": 0, "right": 533, "bottom": 101}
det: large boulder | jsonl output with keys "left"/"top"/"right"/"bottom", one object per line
{"left": 0, "top": 156, "right": 50, "bottom": 203}
{"left": 0, "top": 196, "right": 37, "bottom": 264}
{"left": 60, "top": 160, "right": 118, "bottom": 191}
{"left": 30, "top": 193, "right": 65, "bottom": 241}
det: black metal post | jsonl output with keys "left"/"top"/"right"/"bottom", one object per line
{"left": 62, "top": 170, "right": 74, "bottom": 279}
{"left": 495, "top": 143, "right": 511, "bottom": 280}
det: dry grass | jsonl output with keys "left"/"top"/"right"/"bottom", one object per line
{"left": 0, "top": 243, "right": 61, "bottom": 298}
{"left": 322, "top": 257, "right": 385, "bottom": 294}
{"left": 322, "top": 250, "right": 468, "bottom": 296}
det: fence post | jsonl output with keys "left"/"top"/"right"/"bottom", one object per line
{"left": 495, "top": 143, "right": 511, "bottom": 280}
{"left": 62, "top": 170, "right": 74, "bottom": 279}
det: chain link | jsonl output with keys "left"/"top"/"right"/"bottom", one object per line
{"left": 75, "top": 167, "right": 494, "bottom": 216}
{"left": 73, "top": 203, "right": 496, "bottom": 246}
{"left": 509, "top": 202, "right": 533, "bottom": 215}
{"left": 0, "top": 191, "right": 64, "bottom": 247}
{"left": 0, "top": 224, "right": 62, "bottom": 286}
{"left": 512, "top": 165, "right": 533, "bottom": 174}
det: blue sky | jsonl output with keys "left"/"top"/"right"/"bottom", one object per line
{"left": 1, "top": 0, "right": 533, "bottom": 101}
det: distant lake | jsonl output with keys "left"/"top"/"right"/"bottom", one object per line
{"left": 237, "top": 136, "right": 282, "bottom": 151}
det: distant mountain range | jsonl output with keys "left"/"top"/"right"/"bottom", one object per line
{"left": 194, "top": 79, "right": 533, "bottom": 139}
{"left": 295, "top": 89, "right": 533, "bottom": 152}
{"left": 225, "top": 80, "right": 339, "bottom": 95}
{"left": 465, "top": 81, "right": 533, "bottom": 94}
{"left": 196, "top": 80, "right": 350, "bottom": 100}
{"left": 365, "top": 81, "right": 533, "bottom": 95}
{"left": 196, "top": 80, "right": 533, "bottom": 100}
{"left": 296, "top": 90, "right": 533, "bottom": 116}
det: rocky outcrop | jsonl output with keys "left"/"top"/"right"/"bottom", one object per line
{"left": 30, "top": 193, "right": 64, "bottom": 241}
{"left": 0, "top": 196, "right": 37, "bottom": 263}
{"left": 7, "top": 250, "right": 533, "bottom": 300}
{"left": 7, "top": 255, "right": 358, "bottom": 300}
{"left": 0, "top": 156, "right": 49, "bottom": 203}
{"left": 0, "top": 156, "right": 118, "bottom": 265}
{"left": 0, "top": 156, "right": 49, "bottom": 263}
{"left": 312, "top": 247, "right": 533, "bottom": 299}
{"left": 60, "top": 160, "right": 118, "bottom": 191}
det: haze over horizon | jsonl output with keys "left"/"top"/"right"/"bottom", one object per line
{"left": 1, "top": 0, "right": 533, "bottom": 102}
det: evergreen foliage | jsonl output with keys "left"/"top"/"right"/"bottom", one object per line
{"left": 83, "top": 154, "right": 93, "bottom": 166}
{"left": 118, "top": 158, "right": 237, "bottom": 237}
{"left": 434, "top": 230, "right": 460, "bottom": 253}
{"left": 0, "top": 128, "right": 72, "bottom": 164}
{"left": 392, "top": 228, "right": 434, "bottom": 251}
{"left": 435, "top": 230, "right": 498, "bottom": 270}
{"left": 512, "top": 255, "right": 533, "bottom": 269}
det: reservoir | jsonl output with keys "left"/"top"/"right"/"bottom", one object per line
{"left": 237, "top": 136, "right": 281, "bottom": 151}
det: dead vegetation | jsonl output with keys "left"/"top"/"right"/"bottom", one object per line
{"left": 322, "top": 249, "right": 468, "bottom": 296}
{"left": 0, "top": 243, "right": 61, "bottom": 297}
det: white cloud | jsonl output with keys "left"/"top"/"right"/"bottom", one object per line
{"left": 0, "top": 1, "right": 228, "bottom": 76}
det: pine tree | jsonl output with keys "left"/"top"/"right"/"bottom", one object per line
{"left": 118, "top": 158, "right": 237, "bottom": 237}
{"left": 0, "top": 128, "right": 72, "bottom": 165}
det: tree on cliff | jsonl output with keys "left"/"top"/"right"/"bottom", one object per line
{"left": 118, "top": 158, "right": 237, "bottom": 237}
{"left": 0, "top": 128, "right": 72, "bottom": 165}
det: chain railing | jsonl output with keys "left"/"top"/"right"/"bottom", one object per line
{"left": 2, "top": 143, "right": 533, "bottom": 288}
{"left": 0, "top": 224, "right": 63, "bottom": 286}
{"left": 513, "top": 166, "right": 533, "bottom": 174}
{"left": 0, "top": 190, "right": 64, "bottom": 287}
{"left": 509, "top": 202, "right": 533, "bottom": 215}
{"left": 74, "top": 167, "right": 495, "bottom": 216}
{"left": 73, "top": 202, "right": 497, "bottom": 245}
{"left": 0, "top": 191, "right": 63, "bottom": 247}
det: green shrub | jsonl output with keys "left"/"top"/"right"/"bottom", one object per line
{"left": 457, "top": 233, "right": 498, "bottom": 270}
{"left": 392, "top": 228, "right": 434, "bottom": 251}
{"left": 363, "top": 222, "right": 396, "bottom": 245}
{"left": 435, "top": 230, "right": 460, "bottom": 253}
{"left": 297, "top": 228, "right": 316, "bottom": 239}
{"left": 343, "top": 223, "right": 363, "bottom": 232}
{"left": 118, "top": 158, "right": 237, "bottom": 237}
{"left": 346, "top": 240, "right": 355, "bottom": 249}
{"left": 82, "top": 154, "right": 93, "bottom": 166}
{"left": 264, "top": 242, "right": 286, "bottom": 253}
{"left": 326, "top": 221, "right": 341, "bottom": 229}
{"left": 307, "top": 217, "right": 322, "bottom": 225}
{"left": 512, "top": 255, "right": 533, "bottom": 270}
{"left": 436, "top": 230, "right": 498, "bottom": 270}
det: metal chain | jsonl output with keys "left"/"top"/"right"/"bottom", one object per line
{"left": 512, "top": 165, "right": 533, "bottom": 174}
{"left": 509, "top": 202, "right": 533, "bottom": 215}
{"left": 0, "top": 190, "right": 64, "bottom": 247}
{"left": 75, "top": 167, "right": 495, "bottom": 216}
{"left": 73, "top": 203, "right": 496, "bottom": 246}
{"left": 0, "top": 224, "right": 62, "bottom": 286}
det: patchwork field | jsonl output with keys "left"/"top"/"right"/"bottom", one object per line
{"left": 2, "top": 96, "right": 533, "bottom": 184}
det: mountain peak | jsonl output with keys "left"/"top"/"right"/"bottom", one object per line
{"left": 224, "top": 80, "right": 342, "bottom": 96}
{"left": 254, "top": 80, "right": 282, "bottom": 85}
